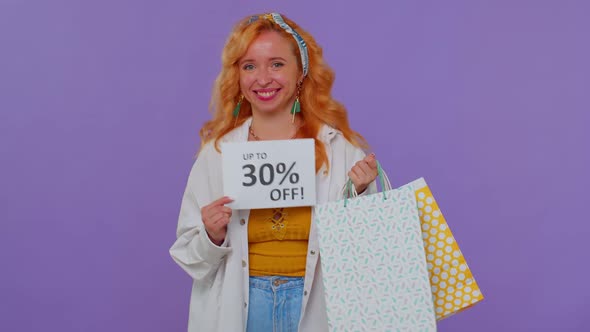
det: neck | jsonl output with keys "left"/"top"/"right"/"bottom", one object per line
{"left": 249, "top": 111, "right": 302, "bottom": 141}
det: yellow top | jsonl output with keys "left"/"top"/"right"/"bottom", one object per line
{"left": 248, "top": 206, "right": 311, "bottom": 276}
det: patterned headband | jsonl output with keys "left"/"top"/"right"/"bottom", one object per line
{"left": 247, "top": 13, "right": 309, "bottom": 77}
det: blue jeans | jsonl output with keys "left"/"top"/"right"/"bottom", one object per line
{"left": 246, "top": 276, "right": 304, "bottom": 332}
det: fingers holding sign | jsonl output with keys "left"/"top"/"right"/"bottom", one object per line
{"left": 201, "top": 196, "right": 234, "bottom": 246}
{"left": 348, "top": 153, "right": 379, "bottom": 195}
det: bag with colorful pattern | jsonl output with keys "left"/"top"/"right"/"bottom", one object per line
{"left": 315, "top": 165, "right": 437, "bottom": 331}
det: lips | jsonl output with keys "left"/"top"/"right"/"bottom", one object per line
{"left": 254, "top": 88, "right": 280, "bottom": 101}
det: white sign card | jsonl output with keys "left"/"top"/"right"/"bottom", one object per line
{"left": 221, "top": 139, "right": 316, "bottom": 210}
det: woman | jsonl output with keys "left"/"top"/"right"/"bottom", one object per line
{"left": 170, "top": 13, "right": 378, "bottom": 332}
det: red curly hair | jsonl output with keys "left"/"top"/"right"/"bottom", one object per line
{"left": 200, "top": 13, "right": 368, "bottom": 172}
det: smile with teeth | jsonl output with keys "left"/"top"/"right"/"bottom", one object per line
{"left": 255, "top": 89, "right": 279, "bottom": 98}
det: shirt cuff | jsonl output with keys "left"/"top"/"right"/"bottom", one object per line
{"left": 197, "top": 227, "right": 231, "bottom": 264}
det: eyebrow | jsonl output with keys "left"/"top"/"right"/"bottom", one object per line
{"left": 239, "top": 57, "right": 288, "bottom": 65}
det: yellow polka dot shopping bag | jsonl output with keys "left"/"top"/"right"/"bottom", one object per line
{"left": 409, "top": 178, "right": 484, "bottom": 320}
{"left": 315, "top": 165, "right": 437, "bottom": 331}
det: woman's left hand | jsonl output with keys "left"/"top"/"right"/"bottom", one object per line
{"left": 348, "top": 153, "right": 378, "bottom": 194}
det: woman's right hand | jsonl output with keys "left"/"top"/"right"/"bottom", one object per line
{"left": 201, "top": 196, "right": 234, "bottom": 246}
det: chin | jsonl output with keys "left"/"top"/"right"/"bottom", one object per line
{"left": 252, "top": 103, "right": 284, "bottom": 114}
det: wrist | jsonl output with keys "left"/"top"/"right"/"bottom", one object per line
{"left": 207, "top": 231, "right": 224, "bottom": 246}
{"left": 356, "top": 185, "right": 367, "bottom": 195}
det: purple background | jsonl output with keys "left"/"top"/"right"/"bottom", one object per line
{"left": 1, "top": 1, "right": 589, "bottom": 331}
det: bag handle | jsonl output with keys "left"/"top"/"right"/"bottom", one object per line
{"left": 342, "top": 160, "right": 392, "bottom": 207}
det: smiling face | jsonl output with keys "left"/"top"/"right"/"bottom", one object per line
{"left": 238, "top": 30, "right": 301, "bottom": 116}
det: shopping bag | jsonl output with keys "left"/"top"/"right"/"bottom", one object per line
{"left": 409, "top": 178, "right": 484, "bottom": 320}
{"left": 315, "top": 165, "right": 437, "bottom": 331}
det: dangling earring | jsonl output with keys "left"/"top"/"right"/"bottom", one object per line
{"left": 290, "top": 82, "right": 302, "bottom": 123}
{"left": 233, "top": 95, "right": 244, "bottom": 126}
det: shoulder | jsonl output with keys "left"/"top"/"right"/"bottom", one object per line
{"left": 319, "top": 124, "right": 365, "bottom": 155}
{"left": 191, "top": 142, "right": 218, "bottom": 171}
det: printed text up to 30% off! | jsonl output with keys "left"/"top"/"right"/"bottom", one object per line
{"left": 241, "top": 162, "right": 306, "bottom": 202}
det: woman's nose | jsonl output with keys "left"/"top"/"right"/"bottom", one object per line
{"left": 256, "top": 68, "right": 272, "bottom": 86}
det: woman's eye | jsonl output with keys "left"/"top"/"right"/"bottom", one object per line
{"left": 271, "top": 62, "right": 284, "bottom": 68}
{"left": 243, "top": 64, "right": 255, "bottom": 70}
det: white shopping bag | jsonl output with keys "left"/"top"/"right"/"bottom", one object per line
{"left": 315, "top": 163, "right": 437, "bottom": 331}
